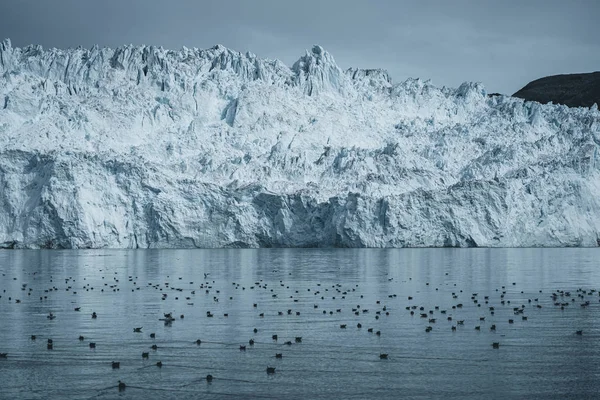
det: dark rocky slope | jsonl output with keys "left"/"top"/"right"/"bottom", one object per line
{"left": 513, "top": 72, "right": 600, "bottom": 108}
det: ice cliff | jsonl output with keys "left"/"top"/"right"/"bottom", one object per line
{"left": 1, "top": 38, "right": 600, "bottom": 249}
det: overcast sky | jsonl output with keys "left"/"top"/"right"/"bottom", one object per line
{"left": 0, "top": 0, "right": 598, "bottom": 94}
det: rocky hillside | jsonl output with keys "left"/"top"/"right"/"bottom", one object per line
{"left": 513, "top": 72, "right": 600, "bottom": 108}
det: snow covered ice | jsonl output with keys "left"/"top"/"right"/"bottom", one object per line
{"left": 1, "top": 39, "right": 599, "bottom": 249}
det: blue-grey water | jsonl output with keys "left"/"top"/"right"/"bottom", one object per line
{"left": 0, "top": 248, "right": 599, "bottom": 399}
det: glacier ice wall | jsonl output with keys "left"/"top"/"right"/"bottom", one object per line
{"left": 1, "top": 38, "right": 600, "bottom": 248}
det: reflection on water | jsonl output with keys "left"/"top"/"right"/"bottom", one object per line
{"left": 0, "top": 248, "right": 599, "bottom": 399}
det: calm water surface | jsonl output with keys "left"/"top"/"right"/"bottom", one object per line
{"left": 0, "top": 248, "right": 599, "bottom": 399}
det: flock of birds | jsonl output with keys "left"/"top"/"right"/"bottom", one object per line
{"left": 1, "top": 262, "right": 599, "bottom": 395}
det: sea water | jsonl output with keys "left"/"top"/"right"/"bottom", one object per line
{"left": 0, "top": 248, "right": 599, "bottom": 399}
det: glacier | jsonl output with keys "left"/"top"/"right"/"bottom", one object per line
{"left": 1, "top": 38, "right": 599, "bottom": 249}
